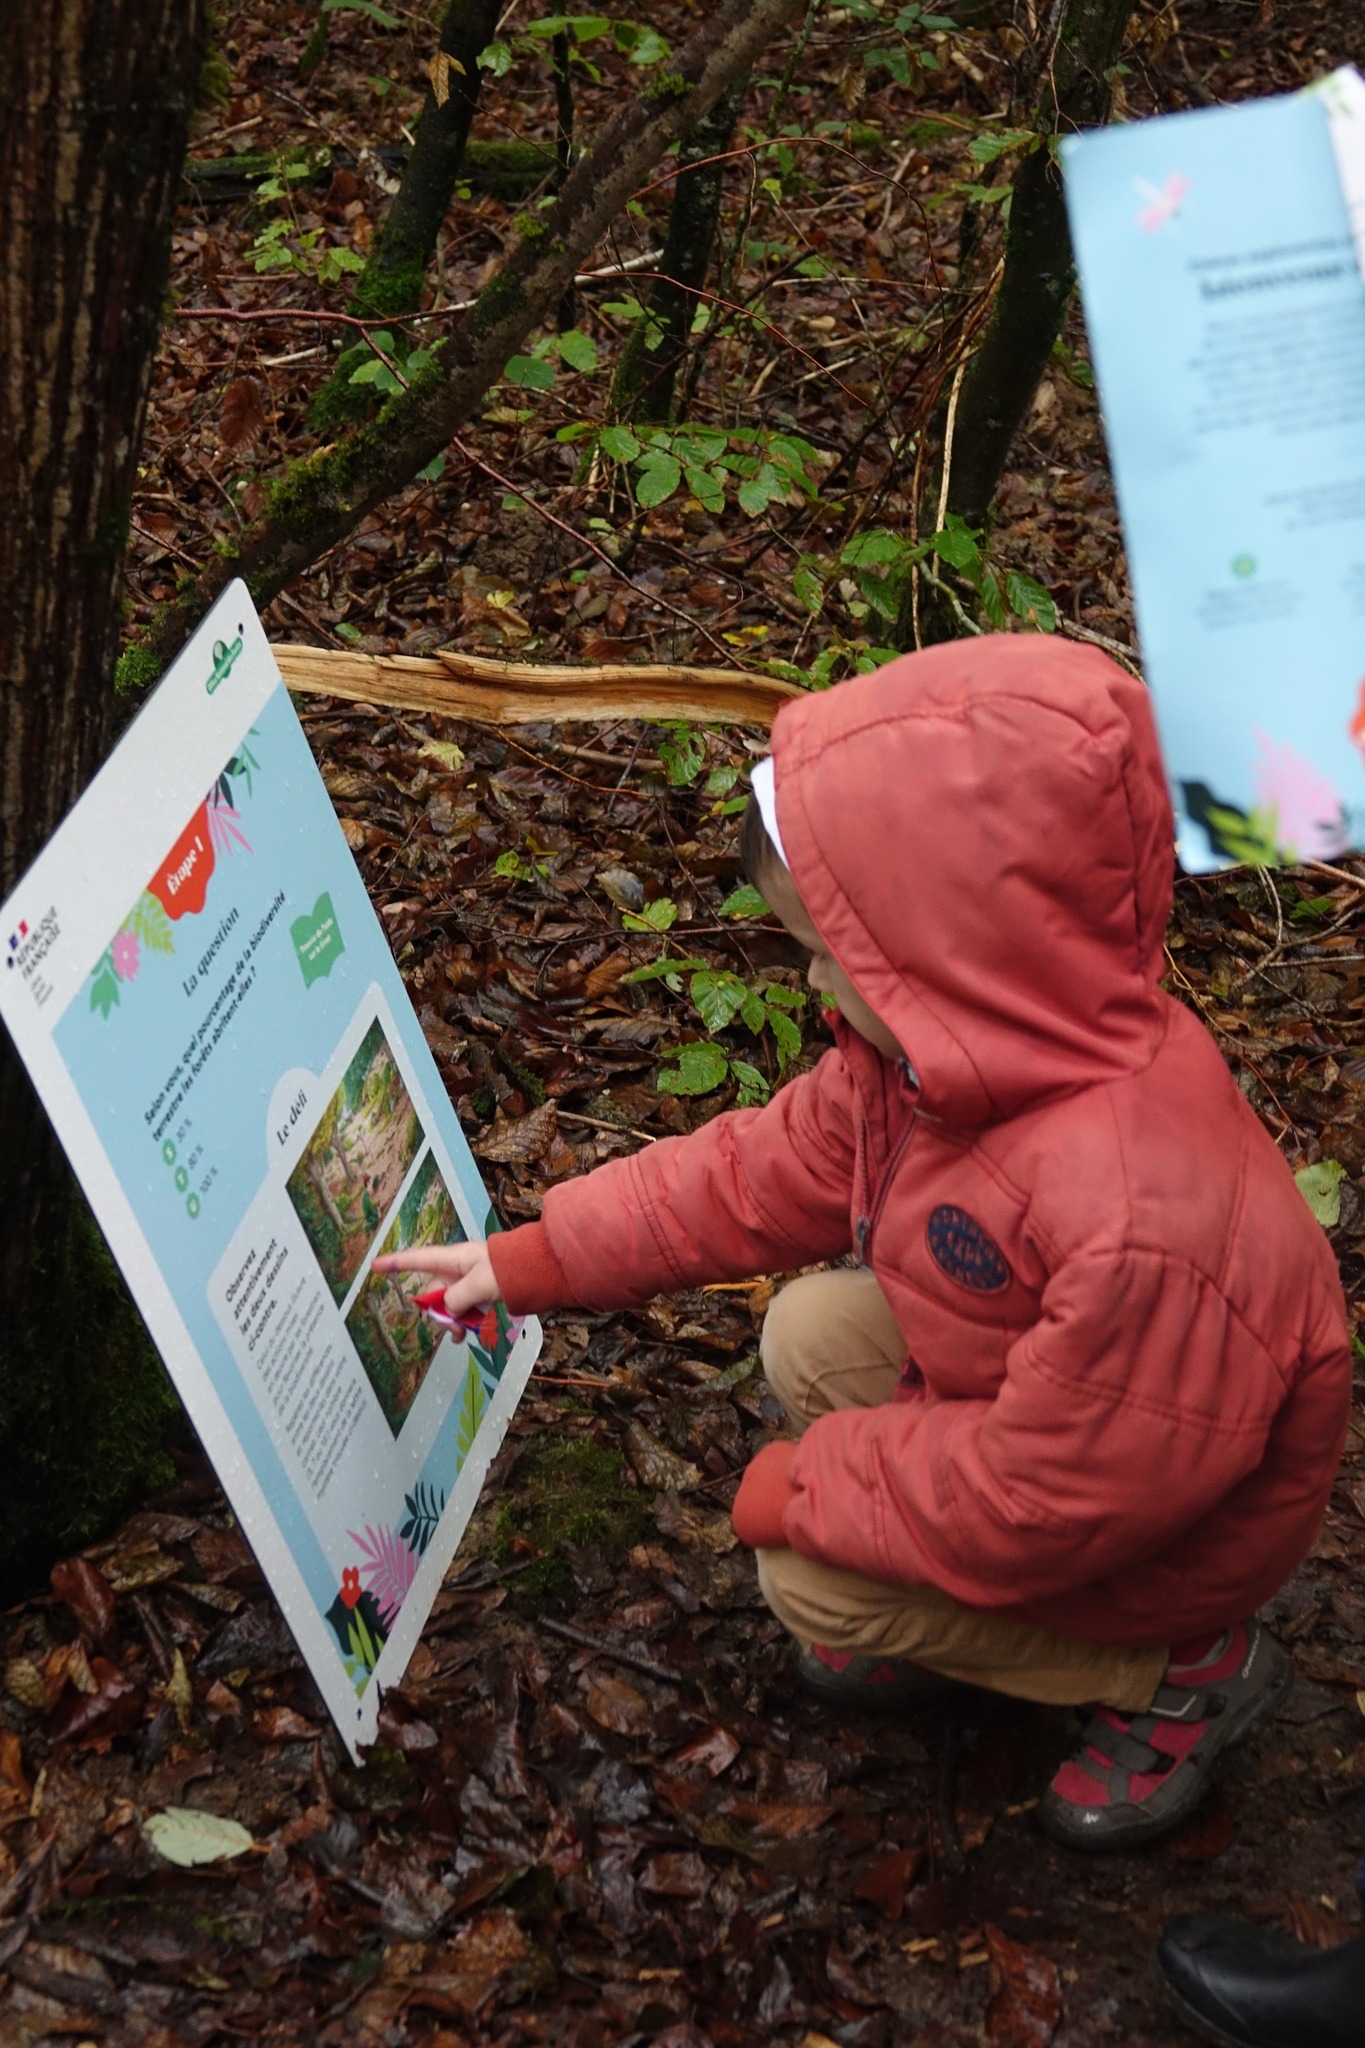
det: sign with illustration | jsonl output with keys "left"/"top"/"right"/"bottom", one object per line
{"left": 0, "top": 583, "right": 540, "bottom": 1756}
{"left": 1063, "top": 67, "right": 1365, "bottom": 870}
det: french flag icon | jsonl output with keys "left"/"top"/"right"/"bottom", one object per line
{"left": 7, "top": 921, "right": 28, "bottom": 959}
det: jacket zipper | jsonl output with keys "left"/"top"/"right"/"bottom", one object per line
{"left": 855, "top": 1060, "right": 919, "bottom": 1266}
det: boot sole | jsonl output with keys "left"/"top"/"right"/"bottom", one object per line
{"left": 1156, "top": 1972, "right": 1257, "bottom": 2048}
{"left": 1037, "top": 1638, "right": 1295, "bottom": 1854}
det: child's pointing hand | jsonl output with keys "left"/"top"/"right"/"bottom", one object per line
{"left": 373, "top": 1241, "right": 500, "bottom": 1325}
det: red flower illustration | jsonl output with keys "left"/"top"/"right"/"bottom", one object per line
{"left": 477, "top": 1307, "right": 501, "bottom": 1353}
{"left": 340, "top": 1567, "right": 362, "bottom": 1610}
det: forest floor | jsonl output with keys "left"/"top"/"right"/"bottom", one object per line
{"left": 7, "top": 2, "right": 1365, "bottom": 2044}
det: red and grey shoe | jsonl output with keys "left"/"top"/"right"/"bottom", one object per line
{"left": 1038, "top": 1621, "right": 1293, "bottom": 1853}
{"left": 796, "top": 1644, "right": 956, "bottom": 1712}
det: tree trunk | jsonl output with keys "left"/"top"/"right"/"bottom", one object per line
{"left": 129, "top": 0, "right": 797, "bottom": 681}
{"left": 612, "top": 73, "right": 749, "bottom": 424}
{"left": 309, "top": 0, "right": 505, "bottom": 431}
{"left": 943, "top": 0, "right": 1136, "bottom": 529}
{"left": 0, "top": 0, "right": 205, "bottom": 1595}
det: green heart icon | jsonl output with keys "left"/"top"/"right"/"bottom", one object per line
{"left": 291, "top": 893, "right": 345, "bottom": 988}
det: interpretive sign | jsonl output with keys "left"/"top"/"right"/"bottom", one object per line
{"left": 1063, "top": 68, "right": 1365, "bottom": 871}
{"left": 0, "top": 584, "right": 540, "bottom": 1755}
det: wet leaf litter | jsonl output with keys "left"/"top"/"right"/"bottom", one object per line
{"left": 13, "top": 0, "right": 1365, "bottom": 2039}
{"left": 3, "top": 705, "right": 1365, "bottom": 2046}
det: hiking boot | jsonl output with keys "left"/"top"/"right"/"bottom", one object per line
{"left": 1156, "top": 1914, "right": 1365, "bottom": 2048}
{"left": 1037, "top": 1621, "right": 1293, "bottom": 1852}
{"left": 796, "top": 1644, "right": 955, "bottom": 1711}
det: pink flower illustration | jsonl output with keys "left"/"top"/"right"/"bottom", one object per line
{"left": 347, "top": 1523, "right": 419, "bottom": 1627}
{"left": 1135, "top": 171, "right": 1190, "bottom": 234}
{"left": 207, "top": 791, "right": 252, "bottom": 858}
{"left": 111, "top": 929, "right": 141, "bottom": 982}
{"left": 1252, "top": 730, "right": 1348, "bottom": 861}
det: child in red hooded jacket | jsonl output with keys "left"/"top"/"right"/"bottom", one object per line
{"left": 376, "top": 637, "right": 1351, "bottom": 1852}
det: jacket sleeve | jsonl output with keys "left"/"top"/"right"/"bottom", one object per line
{"left": 491, "top": 1047, "right": 859, "bottom": 1314}
{"left": 783, "top": 1246, "right": 1298, "bottom": 1607}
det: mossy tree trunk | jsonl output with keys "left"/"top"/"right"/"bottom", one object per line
{"left": 0, "top": 0, "right": 205, "bottom": 1596}
{"left": 612, "top": 72, "right": 749, "bottom": 424}
{"left": 310, "top": 0, "right": 504, "bottom": 430}
{"left": 900, "top": 0, "right": 1136, "bottom": 645}
{"left": 130, "top": 0, "right": 798, "bottom": 678}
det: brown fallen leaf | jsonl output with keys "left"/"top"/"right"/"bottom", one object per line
{"left": 853, "top": 1846, "right": 925, "bottom": 1920}
{"left": 1290, "top": 1897, "right": 1341, "bottom": 1950}
{"left": 668, "top": 1725, "right": 741, "bottom": 1777}
{"left": 3, "top": 1658, "right": 47, "bottom": 1711}
{"left": 985, "top": 1925, "right": 1062, "bottom": 2048}
{"left": 638, "top": 1850, "right": 712, "bottom": 1899}
{"left": 253, "top": 1704, "right": 320, "bottom": 1744}
{"left": 581, "top": 1668, "right": 651, "bottom": 1736}
{"left": 46, "top": 1656, "right": 141, "bottom": 1749}
{"left": 100, "top": 1541, "right": 182, "bottom": 1593}
{"left": 725, "top": 1797, "right": 837, "bottom": 1839}
{"left": 219, "top": 374, "right": 267, "bottom": 452}
{"left": 475, "top": 1101, "right": 559, "bottom": 1165}
{"left": 655, "top": 1493, "right": 738, "bottom": 1553}
{"left": 625, "top": 1420, "right": 701, "bottom": 1493}
{"left": 50, "top": 1555, "right": 117, "bottom": 1647}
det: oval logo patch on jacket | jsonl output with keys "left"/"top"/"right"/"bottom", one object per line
{"left": 926, "top": 1205, "right": 1012, "bottom": 1293}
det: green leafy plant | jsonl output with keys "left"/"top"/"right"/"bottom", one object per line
{"left": 494, "top": 848, "right": 552, "bottom": 883}
{"left": 658, "top": 722, "right": 707, "bottom": 787}
{"left": 794, "top": 517, "right": 1057, "bottom": 639}
{"left": 622, "top": 895, "right": 678, "bottom": 933}
{"left": 250, "top": 151, "right": 366, "bottom": 283}
{"left": 628, "top": 953, "right": 806, "bottom": 1105}
{"left": 479, "top": 13, "right": 670, "bottom": 82}
{"left": 1295, "top": 1158, "right": 1346, "bottom": 1228}
{"left": 348, "top": 330, "right": 439, "bottom": 395}
{"left": 718, "top": 883, "right": 769, "bottom": 919}
{"left": 559, "top": 420, "right": 824, "bottom": 521}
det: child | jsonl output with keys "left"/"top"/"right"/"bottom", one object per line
{"left": 377, "top": 637, "right": 1351, "bottom": 1852}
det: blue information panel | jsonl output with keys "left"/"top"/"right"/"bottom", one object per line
{"left": 0, "top": 585, "right": 540, "bottom": 1754}
{"left": 1064, "top": 69, "right": 1365, "bottom": 869}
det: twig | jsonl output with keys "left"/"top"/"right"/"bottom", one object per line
{"left": 935, "top": 354, "right": 970, "bottom": 536}
{"left": 933, "top": 1717, "right": 966, "bottom": 1877}
{"left": 1056, "top": 617, "right": 1143, "bottom": 677}
{"left": 1305, "top": 859, "right": 1365, "bottom": 893}
{"left": 556, "top": 1107, "right": 657, "bottom": 1143}
{"left": 173, "top": 305, "right": 405, "bottom": 380}
{"left": 538, "top": 1615, "right": 680, "bottom": 1685}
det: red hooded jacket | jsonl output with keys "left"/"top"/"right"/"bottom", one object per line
{"left": 490, "top": 638, "right": 1351, "bottom": 1646}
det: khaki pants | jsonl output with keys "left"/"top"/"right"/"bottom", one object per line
{"left": 757, "top": 1270, "right": 1166, "bottom": 1712}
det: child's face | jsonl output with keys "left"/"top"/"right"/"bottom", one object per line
{"left": 762, "top": 859, "right": 903, "bottom": 1062}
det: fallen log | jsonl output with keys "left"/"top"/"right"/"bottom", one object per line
{"left": 270, "top": 644, "right": 797, "bottom": 729}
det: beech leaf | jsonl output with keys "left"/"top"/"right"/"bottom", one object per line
{"left": 143, "top": 1807, "right": 255, "bottom": 1867}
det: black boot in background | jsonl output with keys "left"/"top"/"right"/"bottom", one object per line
{"left": 1156, "top": 1915, "right": 1365, "bottom": 2048}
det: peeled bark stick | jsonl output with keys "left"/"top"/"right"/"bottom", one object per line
{"left": 271, "top": 644, "right": 797, "bottom": 728}
{"left": 126, "top": 0, "right": 799, "bottom": 686}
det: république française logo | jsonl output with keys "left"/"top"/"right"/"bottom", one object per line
{"left": 7, "top": 907, "right": 61, "bottom": 1005}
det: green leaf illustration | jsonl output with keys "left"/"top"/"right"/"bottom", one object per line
{"left": 129, "top": 891, "right": 175, "bottom": 955}
{"left": 455, "top": 1356, "right": 490, "bottom": 1469}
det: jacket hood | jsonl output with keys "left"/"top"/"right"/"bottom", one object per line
{"left": 769, "top": 636, "right": 1175, "bottom": 1127}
